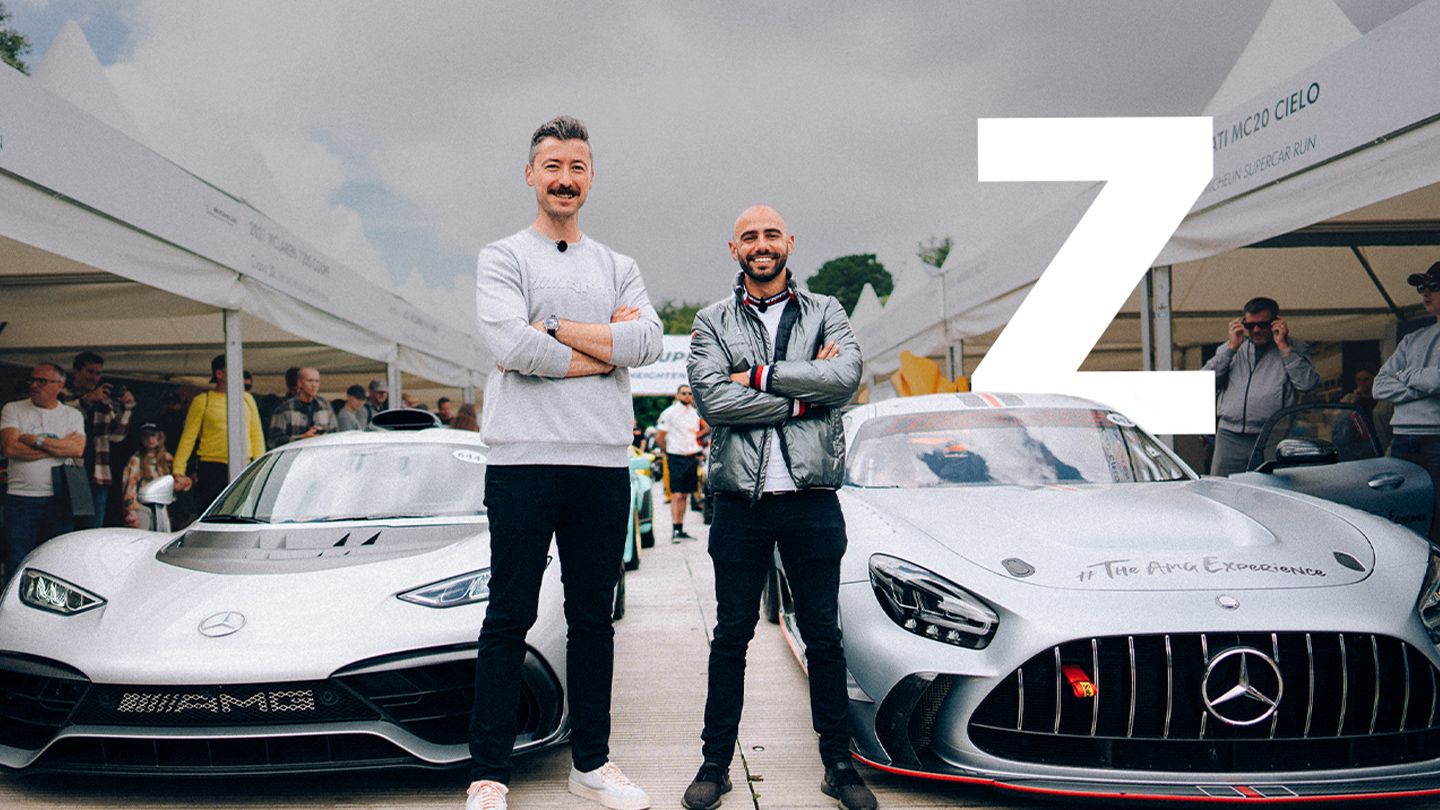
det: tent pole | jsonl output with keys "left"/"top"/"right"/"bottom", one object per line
{"left": 387, "top": 363, "right": 402, "bottom": 407}
{"left": 463, "top": 385, "right": 476, "bottom": 406}
{"left": 1139, "top": 270, "right": 1156, "bottom": 371}
{"left": 1349, "top": 246, "right": 1403, "bottom": 318}
{"left": 1153, "top": 266, "right": 1175, "bottom": 449}
{"left": 223, "top": 310, "right": 246, "bottom": 483}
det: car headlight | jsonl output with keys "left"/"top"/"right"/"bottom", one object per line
{"left": 870, "top": 554, "right": 998, "bottom": 649}
{"left": 399, "top": 569, "right": 492, "bottom": 608}
{"left": 1418, "top": 545, "right": 1440, "bottom": 643}
{"left": 18, "top": 569, "right": 106, "bottom": 616}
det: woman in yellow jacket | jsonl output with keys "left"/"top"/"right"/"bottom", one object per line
{"left": 173, "top": 355, "right": 265, "bottom": 513}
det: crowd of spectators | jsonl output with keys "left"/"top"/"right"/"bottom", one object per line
{"left": 0, "top": 352, "right": 475, "bottom": 584}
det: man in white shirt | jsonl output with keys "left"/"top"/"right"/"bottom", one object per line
{"left": 1, "top": 363, "right": 86, "bottom": 586}
{"left": 654, "top": 384, "right": 707, "bottom": 540}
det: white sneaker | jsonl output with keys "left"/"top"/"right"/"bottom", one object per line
{"left": 568, "top": 761, "right": 651, "bottom": 809}
{"left": 466, "top": 780, "right": 508, "bottom": 810}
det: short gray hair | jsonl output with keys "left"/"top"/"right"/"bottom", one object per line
{"left": 529, "top": 115, "right": 591, "bottom": 164}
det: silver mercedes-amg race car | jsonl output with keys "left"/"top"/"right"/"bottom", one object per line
{"left": 768, "top": 392, "right": 1440, "bottom": 803}
{"left": 0, "top": 414, "right": 577, "bottom": 774}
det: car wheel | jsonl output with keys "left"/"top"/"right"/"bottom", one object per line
{"left": 763, "top": 563, "right": 781, "bottom": 625}
{"left": 624, "top": 511, "right": 641, "bottom": 572}
{"left": 612, "top": 565, "right": 627, "bottom": 621}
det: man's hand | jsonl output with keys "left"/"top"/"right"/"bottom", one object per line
{"left": 815, "top": 342, "right": 839, "bottom": 360}
{"left": 299, "top": 426, "right": 322, "bottom": 440}
{"left": 1226, "top": 318, "right": 1245, "bottom": 350}
{"left": 729, "top": 371, "right": 750, "bottom": 387}
{"left": 1273, "top": 317, "right": 1291, "bottom": 354}
{"left": 83, "top": 383, "right": 112, "bottom": 404}
{"left": 173, "top": 475, "right": 192, "bottom": 492}
{"left": 611, "top": 305, "right": 640, "bottom": 323}
{"left": 118, "top": 389, "right": 136, "bottom": 408}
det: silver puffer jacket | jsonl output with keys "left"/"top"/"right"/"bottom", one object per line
{"left": 687, "top": 274, "right": 863, "bottom": 499}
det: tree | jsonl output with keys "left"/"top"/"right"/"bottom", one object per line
{"left": 0, "top": 2, "right": 31, "bottom": 75}
{"left": 916, "top": 235, "right": 954, "bottom": 270}
{"left": 656, "top": 300, "right": 704, "bottom": 334}
{"left": 806, "top": 254, "right": 893, "bottom": 315}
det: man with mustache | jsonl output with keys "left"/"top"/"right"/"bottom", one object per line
{"left": 466, "top": 116, "right": 662, "bottom": 810}
{"left": 682, "top": 205, "right": 874, "bottom": 810}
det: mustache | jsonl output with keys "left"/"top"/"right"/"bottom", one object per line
{"left": 549, "top": 185, "right": 580, "bottom": 197}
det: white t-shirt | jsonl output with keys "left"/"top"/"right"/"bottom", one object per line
{"left": 0, "top": 398, "right": 85, "bottom": 497}
{"left": 656, "top": 402, "right": 703, "bottom": 456}
{"left": 755, "top": 304, "right": 798, "bottom": 493}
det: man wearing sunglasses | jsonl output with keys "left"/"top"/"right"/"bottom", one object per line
{"left": 0, "top": 364, "right": 86, "bottom": 586}
{"left": 1374, "top": 261, "right": 1440, "bottom": 541}
{"left": 1202, "top": 296, "right": 1320, "bottom": 475}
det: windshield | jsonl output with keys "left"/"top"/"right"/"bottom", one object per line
{"left": 847, "top": 408, "right": 1191, "bottom": 488}
{"left": 205, "top": 442, "right": 487, "bottom": 523}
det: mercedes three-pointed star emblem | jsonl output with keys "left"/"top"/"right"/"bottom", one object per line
{"left": 1202, "top": 646, "right": 1284, "bottom": 726}
{"left": 198, "top": 611, "right": 246, "bottom": 638}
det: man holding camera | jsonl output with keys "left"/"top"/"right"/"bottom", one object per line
{"left": 1202, "top": 296, "right": 1320, "bottom": 476}
{"left": 63, "top": 351, "right": 135, "bottom": 528}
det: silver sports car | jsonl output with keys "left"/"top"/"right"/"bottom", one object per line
{"left": 0, "top": 415, "right": 574, "bottom": 774}
{"left": 768, "top": 392, "right": 1440, "bottom": 802}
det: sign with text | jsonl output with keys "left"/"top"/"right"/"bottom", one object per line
{"left": 630, "top": 334, "right": 692, "bottom": 396}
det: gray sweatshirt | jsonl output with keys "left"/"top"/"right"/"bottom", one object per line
{"left": 1374, "top": 322, "right": 1440, "bottom": 435}
{"left": 475, "top": 228, "right": 663, "bottom": 466}
{"left": 1202, "top": 338, "right": 1320, "bottom": 434}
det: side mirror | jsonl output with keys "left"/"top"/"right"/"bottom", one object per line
{"left": 1255, "top": 438, "right": 1339, "bottom": 473}
{"left": 138, "top": 474, "right": 176, "bottom": 505}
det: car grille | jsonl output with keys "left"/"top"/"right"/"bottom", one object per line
{"left": 70, "top": 680, "right": 379, "bottom": 727}
{"left": 968, "top": 632, "right": 1440, "bottom": 772}
{"left": 336, "top": 648, "right": 564, "bottom": 747}
{"left": 33, "top": 734, "right": 417, "bottom": 773}
{"left": 0, "top": 654, "right": 90, "bottom": 750}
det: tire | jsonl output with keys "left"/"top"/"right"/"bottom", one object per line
{"left": 763, "top": 563, "right": 781, "bottom": 625}
{"left": 612, "top": 565, "right": 627, "bottom": 621}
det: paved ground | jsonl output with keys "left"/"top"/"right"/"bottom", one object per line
{"left": 5, "top": 492, "right": 1440, "bottom": 808}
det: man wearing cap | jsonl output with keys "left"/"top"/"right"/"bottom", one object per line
{"left": 173, "top": 355, "right": 266, "bottom": 514}
{"left": 1375, "top": 261, "right": 1440, "bottom": 541}
{"left": 337, "top": 384, "right": 370, "bottom": 432}
{"left": 1201, "top": 296, "right": 1320, "bottom": 475}
{"left": 365, "top": 379, "right": 389, "bottom": 423}
{"left": 465, "top": 115, "right": 662, "bottom": 810}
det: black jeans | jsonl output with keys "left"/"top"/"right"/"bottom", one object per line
{"left": 702, "top": 490, "right": 851, "bottom": 768}
{"left": 469, "top": 464, "right": 629, "bottom": 783}
{"left": 1391, "top": 434, "right": 1440, "bottom": 542}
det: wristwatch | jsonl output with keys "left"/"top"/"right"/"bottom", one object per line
{"left": 544, "top": 314, "right": 560, "bottom": 338}
{"left": 34, "top": 436, "right": 45, "bottom": 448}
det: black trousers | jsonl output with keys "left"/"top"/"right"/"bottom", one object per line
{"left": 701, "top": 490, "right": 851, "bottom": 768}
{"left": 468, "top": 464, "right": 629, "bottom": 783}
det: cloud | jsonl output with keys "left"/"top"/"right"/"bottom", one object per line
{"left": 88, "top": 1, "right": 1281, "bottom": 311}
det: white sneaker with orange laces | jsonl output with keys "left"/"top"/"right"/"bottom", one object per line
{"left": 567, "top": 761, "right": 651, "bottom": 810}
{"left": 465, "top": 780, "right": 508, "bottom": 810}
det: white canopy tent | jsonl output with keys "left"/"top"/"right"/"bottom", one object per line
{"left": 0, "top": 29, "right": 489, "bottom": 478}
{"left": 853, "top": 0, "right": 1440, "bottom": 403}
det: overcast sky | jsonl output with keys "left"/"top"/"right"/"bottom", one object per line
{"left": 7, "top": 1, "right": 1425, "bottom": 323}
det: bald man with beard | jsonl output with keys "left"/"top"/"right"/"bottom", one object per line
{"left": 682, "top": 205, "right": 875, "bottom": 810}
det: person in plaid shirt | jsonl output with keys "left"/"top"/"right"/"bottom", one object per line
{"left": 267, "top": 367, "right": 338, "bottom": 447}
{"left": 63, "top": 351, "right": 135, "bottom": 528}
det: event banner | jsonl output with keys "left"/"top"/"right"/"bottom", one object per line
{"left": 0, "top": 64, "right": 480, "bottom": 370}
{"left": 1196, "top": 0, "right": 1440, "bottom": 210}
{"left": 630, "top": 334, "right": 692, "bottom": 397}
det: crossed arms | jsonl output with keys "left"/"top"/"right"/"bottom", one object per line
{"left": 688, "top": 296, "right": 862, "bottom": 427}
{"left": 477, "top": 245, "right": 663, "bottom": 378}
{"left": 0, "top": 427, "right": 84, "bottom": 461}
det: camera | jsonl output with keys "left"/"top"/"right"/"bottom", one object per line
{"left": 111, "top": 384, "right": 127, "bottom": 399}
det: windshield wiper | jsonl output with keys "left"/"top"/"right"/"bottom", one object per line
{"left": 288, "top": 513, "right": 434, "bottom": 523}
{"left": 202, "top": 514, "right": 270, "bottom": 524}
